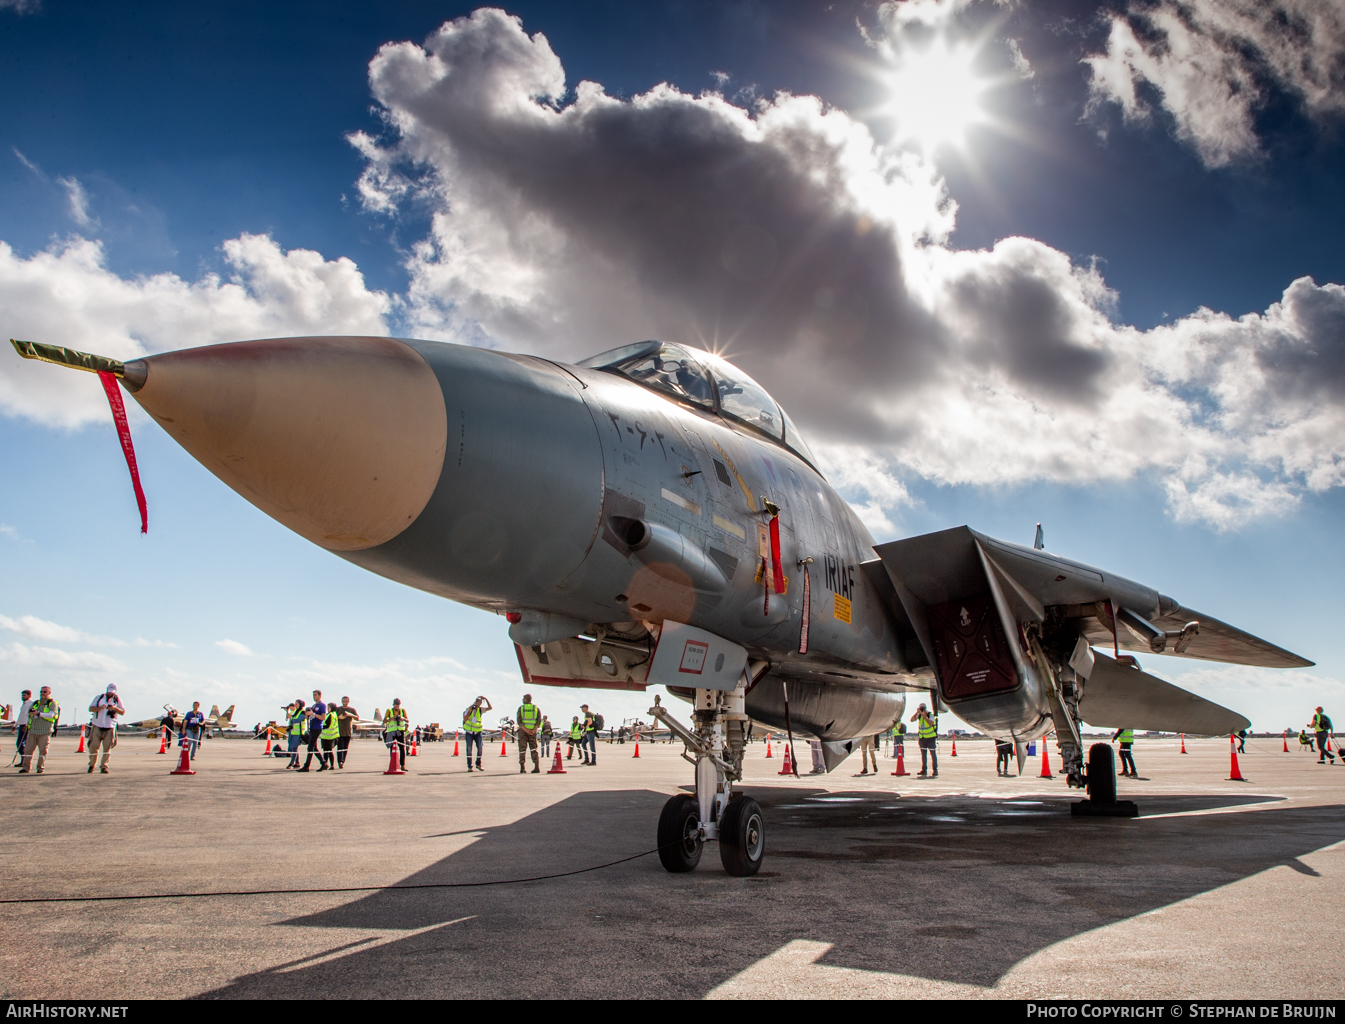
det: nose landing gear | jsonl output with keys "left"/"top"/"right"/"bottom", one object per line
{"left": 650, "top": 690, "right": 764, "bottom": 876}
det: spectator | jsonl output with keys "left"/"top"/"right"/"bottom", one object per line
{"left": 995, "top": 738, "right": 1014, "bottom": 776}
{"left": 318, "top": 702, "right": 339, "bottom": 771}
{"left": 19, "top": 685, "right": 59, "bottom": 774}
{"left": 857, "top": 733, "right": 877, "bottom": 775}
{"left": 1112, "top": 727, "right": 1137, "bottom": 777}
{"left": 462, "top": 696, "right": 490, "bottom": 772}
{"left": 1310, "top": 707, "right": 1335, "bottom": 765}
{"left": 809, "top": 738, "right": 825, "bottom": 774}
{"left": 384, "top": 698, "right": 410, "bottom": 771}
{"left": 86, "top": 683, "right": 125, "bottom": 774}
{"left": 911, "top": 703, "right": 938, "bottom": 778}
{"left": 334, "top": 697, "right": 359, "bottom": 769}
{"left": 540, "top": 715, "right": 554, "bottom": 759}
{"left": 580, "top": 704, "right": 598, "bottom": 766}
{"left": 15, "top": 688, "right": 32, "bottom": 758}
{"left": 298, "top": 690, "right": 328, "bottom": 772}
{"left": 182, "top": 701, "right": 205, "bottom": 760}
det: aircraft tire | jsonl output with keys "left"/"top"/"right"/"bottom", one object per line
{"left": 1086, "top": 743, "right": 1117, "bottom": 804}
{"left": 718, "top": 795, "right": 764, "bottom": 877}
{"left": 657, "top": 794, "right": 703, "bottom": 872}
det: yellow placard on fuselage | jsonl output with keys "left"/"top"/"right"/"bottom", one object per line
{"left": 833, "top": 593, "right": 851, "bottom": 624}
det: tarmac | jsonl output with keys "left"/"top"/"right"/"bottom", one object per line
{"left": 1, "top": 729, "right": 1342, "bottom": 1000}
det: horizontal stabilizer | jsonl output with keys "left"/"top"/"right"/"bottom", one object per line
{"left": 1078, "top": 652, "right": 1249, "bottom": 735}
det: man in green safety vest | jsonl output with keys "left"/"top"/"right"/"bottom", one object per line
{"left": 286, "top": 700, "right": 306, "bottom": 769}
{"left": 318, "top": 704, "right": 340, "bottom": 771}
{"left": 1112, "top": 727, "right": 1137, "bottom": 777}
{"left": 1310, "top": 707, "right": 1336, "bottom": 765}
{"left": 18, "top": 685, "right": 59, "bottom": 774}
{"left": 516, "top": 693, "right": 542, "bottom": 774}
{"left": 910, "top": 702, "right": 938, "bottom": 778}
{"left": 384, "top": 698, "right": 410, "bottom": 772}
{"left": 567, "top": 715, "right": 583, "bottom": 761}
{"left": 463, "top": 695, "right": 491, "bottom": 772}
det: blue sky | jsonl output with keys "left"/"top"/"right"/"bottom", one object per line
{"left": 2, "top": 0, "right": 1342, "bottom": 736}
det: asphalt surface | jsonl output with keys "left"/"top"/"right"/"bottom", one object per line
{"left": 2, "top": 729, "right": 1342, "bottom": 999}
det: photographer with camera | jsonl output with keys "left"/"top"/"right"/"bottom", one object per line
{"left": 463, "top": 695, "right": 491, "bottom": 772}
{"left": 87, "top": 683, "right": 125, "bottom": 774}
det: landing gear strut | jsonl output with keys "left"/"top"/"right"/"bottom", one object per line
{"left": 649, "top": 687, "right": 763, "bottom": 876}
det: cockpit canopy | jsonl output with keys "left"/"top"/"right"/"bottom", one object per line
{"left": 576, "top": 340, "right": 819, "bottom": 470}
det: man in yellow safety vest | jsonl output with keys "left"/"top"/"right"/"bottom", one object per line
{"left": 567, "top": 716, "right": 583, "bottom": 761}
{"left": 384, "top": 698, "right": 409, "bottom": 772}
{"left": 910, "top": 702, "right": 938, "bottom": 778}
{"left": 19, "top": 686, "right": 59, "bottom": 774}
{"left": 318, "top": 705, "right": 340, "bottom": 771}
{"left": 1112, "top": 727, "right": 1137, "bottom": 777}
{"left": 463, "top": 695, "right": 491, "bottom": 772}
{"left": 516, "top": 694, "right": 542, "bottom": 774}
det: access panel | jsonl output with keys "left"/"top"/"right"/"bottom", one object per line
{"left": 926, "top": 596, "right": 1018, "bottom": 700}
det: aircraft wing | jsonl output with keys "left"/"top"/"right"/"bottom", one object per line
{"left": 933, "top": 529, "right": 1310, "bottom": 669}
{"left": 1078, "top": 652, "right": 1250, "bottom": 735}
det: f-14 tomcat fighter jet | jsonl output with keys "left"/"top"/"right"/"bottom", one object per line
{"left": 13, "top": 336, "right": 1311, "bottom": 875}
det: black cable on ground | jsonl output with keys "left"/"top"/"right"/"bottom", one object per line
{"left": 0, "top": 844, "right": 671, "bottom": 906}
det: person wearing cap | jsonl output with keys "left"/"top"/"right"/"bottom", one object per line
{"left": 19, "top": 686, "right": 59, "bottom": 774}
{"left": 516, "top": 693, "right": 542, "bottom": 774}
{"left": 15, "top": 689, "right": 33, "bottom": 757}
{"left": 298, "top": 690, "right": 328, "bottom": 772}
{"left": 384, "top": 698, "right": 410, "bottom": 771}
{"left": 540, "top": 715, "right": 555, "bottom": 760}
{"left": 580, "top": 704, "right": 597, "bottom": 766}
{"left": 285, "top": 699, "right": 306, "bottom": 769}
{"left": 463, "top": 695, "right": 490, "bottom": 772}
{"left": 86, "top": 683, "right": 125, "bottom": 774}
{"left": 1310, "top": 706, "right": 1335, "bottom": 765}
{"left": 566, "top": 715, "right": 582, "bottom": 760}
{"left": 910, "top": 702, "right": 939, "bottom": 778}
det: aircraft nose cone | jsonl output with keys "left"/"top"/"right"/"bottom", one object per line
{"left": 128, "top": 336, "right": 447, "bottom": 551}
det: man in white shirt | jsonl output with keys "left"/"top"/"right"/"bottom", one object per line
{"left": 16, "top": 689, "right": 33, "bottom": 758}
{"left": 87, "top": 683, "right": 125, "bottom": 774}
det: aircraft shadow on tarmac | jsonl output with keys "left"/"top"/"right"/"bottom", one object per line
{"left": 200, "top": 788, "right": 1345, "bottom": 998}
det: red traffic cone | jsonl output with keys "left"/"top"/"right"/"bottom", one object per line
{"left": 409, "top": 737, "right": 418, "bottom": 757}
{"left": 1283, "top": 731, "right": 1290, "bottom": 753}
{"left": 158, "top": 727, "right": 169, "bottom": 754}
{"left": 500, "top": 733, "right": 508, "bottom": 756}
{"left": 1039, "top": 741, "right": 1054, "bottom": 779}
{"left": 76, "top": 725, "right": 86, "bottom": 753}
{"left": 384, "top": 741, "right": 406, "bottom": 776}
{"left": 778, "top": 743, "right": 794, "bottom": 775}
{"left": 1228, "top": 734, "right": 1245, "bottom": 781}
{"left": 632, "top": 731, "right": 640, "bottom": 758}
{"left": 452, "top": 733, "right": 460, "bottom": 756}
{"left": 950, "top": 735, "right": 958, "bottom": 757}
{"left": 169, "top": 743, "right": 195, "bottom": 776}
{"left": 765, "top": 734, "right": 773, "bottom": 758}
{"left": 263, "top": 736, "right": 272, "bottom": 755}
{"left": 891, "top": 747, "right": 910, "bottom": 776}
{"left": 546, "top": 742, "right": 567, "bottom": 774}
{"left": 1180, "top": 733, "right": 1187, "bottom": 754}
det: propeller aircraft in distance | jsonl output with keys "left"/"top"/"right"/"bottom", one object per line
{"left": 12, "top": 336, "right": 1312, "bottom": 876}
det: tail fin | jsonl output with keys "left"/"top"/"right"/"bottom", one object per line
{"left": 218, "top": 705, "right": 234, "bottom": 725}
{"left": 374, "top": 709, "right": 383, "bottom": 722}
{"left": 209, "top": 705, "right": 221, "bottom": 718}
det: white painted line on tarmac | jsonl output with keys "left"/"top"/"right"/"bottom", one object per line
{"left": 1140, "top": 798, "right": 1287, "bottom": 820}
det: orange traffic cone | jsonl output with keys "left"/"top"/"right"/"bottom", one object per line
{"left": 1039, "top": 741, "right": 1054, "bottom": 779}
{"left": 158, "top": 727, "right": 169, "bottom": 754}
{"left": 1283, "top": 731, "right": 1290, "bottom": 753}
{"left": 546, "top": 742, "right": 567, "bottom": 774}
{"left": 76, "top": 725, "right": 86, "bottom": 753}
{"left": 950, "top": 735, "right": 958, "bottom": 757}
{"left": 384, "top": 740, "right": 406, "bottom": 776}
{"left": 1228, "top": 734, "right": 1245, "bottom": 780}
{"left": 169, "top": 743, "right": 195, "bottom": 776}
{"left": 1180, "top": 733, "right": 1187, "bottom": 754}
{"left": 891, "top": 747, "right": 910, "bottom": 776}
{"left": 452, "top": 730, "right": 460, "bottom": 757}
{"left": 765, "top": 734, "right": 773, "bottom": 758}
{"left": 500, "top": 733, "right": 508, "bottom": 756}
{"left": 263, "top": 736, "right": 272, "bottom": 755}
{"left": 778, "top": 743, "right": 794, "bottom": 775}
{"left": 409, "top": 736, "right": 418, "bottom": 756}
{"left": 632, "top": 731, "right": 640, "bottom": 758}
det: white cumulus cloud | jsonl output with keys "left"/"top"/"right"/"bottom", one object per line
{"left": 215, "top": 639, "right": 254, "bottom": 657}
{"left": 0, "top": 641, "right": 125, "bottom": 672}
{"left": 0, "top": 233, "right": 392, "bottom": 428}
{"left": 0, "top": 612, "right": 127, "bottom": 647}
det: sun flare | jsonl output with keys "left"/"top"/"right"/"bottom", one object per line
{"left": 882, "top": 40, "right": 989, "bottom": 151}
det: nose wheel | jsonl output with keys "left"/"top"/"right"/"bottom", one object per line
{"left": 719, "top": 795, "right": 764, "bottom": 876}
{"left": 657, "top": 794, "right": 703, "bottom": 872}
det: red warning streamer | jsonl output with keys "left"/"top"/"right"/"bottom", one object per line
{"left": 98, "top": 371, "right": 147, "bottom": 534}
{"left": 769, "top": 515, "right": 785, "bottom": 594}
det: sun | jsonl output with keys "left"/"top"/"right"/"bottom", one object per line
{"left": 881, "top": 39, "right": 990, "bottom": 152}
